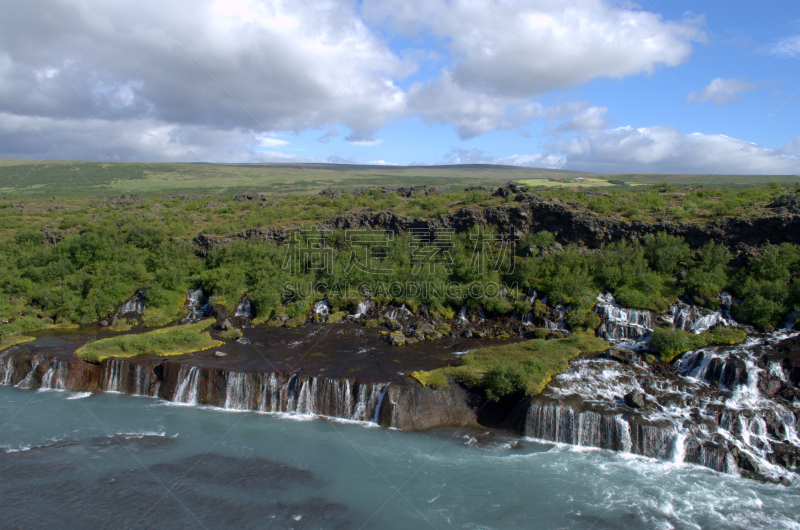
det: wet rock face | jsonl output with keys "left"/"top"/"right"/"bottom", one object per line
{"left": 515, "top": 333, "right": 800, "bottom": 484}
{"left": 624, "top": 390, "right": 645, "bottom": 409}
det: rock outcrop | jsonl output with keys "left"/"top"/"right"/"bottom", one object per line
{"left": 193, "top": 186, "right": 800, "bottom": 256}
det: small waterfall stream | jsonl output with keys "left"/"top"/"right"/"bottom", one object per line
{"left": 173, "top": 366, "right": 200, "bottom": 405}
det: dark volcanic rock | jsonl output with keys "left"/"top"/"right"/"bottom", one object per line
{"left": 190, "top": 187, "right": 800, "bottom": 256}
{"left": 624, "top": 389, "right": 646, "bottom": 409}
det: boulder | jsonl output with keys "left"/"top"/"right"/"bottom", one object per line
{"left": 624, "top": 390, "right": 646, "bottom": 409}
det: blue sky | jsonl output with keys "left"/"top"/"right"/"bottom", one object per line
{"left": 0, "top": 0, "right": 798, "bottom": 174}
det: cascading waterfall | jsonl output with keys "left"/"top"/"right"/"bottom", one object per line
{"left": 15, "top": 356, "right": 43, "bottom": 389}
{"left": 173, "top": 366, "right": 200, "bottom": 405}
{"left": 457, "top": 304, "right": 468, "bottom": 324}
{"left": 116, "top": 292, "right": 146, "bottom": 316}
{"left": 1, "top": 353, "right": 16, "bottom": 386}
{"left": 184, "top": 287, "right": 213, "bottom": 323}
{"left": 594, "top": 292, "right": 654, "bottom": 346}
{"left": 352, "top": 300, "right": 375, "bottom": 318}
{"left": 235, "top": 296, "right": 252, "bottom": 318}
{"left": 313, "top": 299, "right": 330, "bottom": 319}
{"left": 664, "top": 301, "right": 731, "bottom": 334}
{"left": 40, "top": 359, "right": 68, "bottom": 391}
{"left": 543, "top": 303, "right": 570, "bottom": 332}
{"left": 104, "top": 359, "right": 124, "bottom": 393}
{"left": 383, "top": 303, "right": 412, "bottom": 321}
{"left": 525, "top": 325, "right": 800, "bottom": 482}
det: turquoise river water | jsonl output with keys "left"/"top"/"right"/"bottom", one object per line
{"left": 1, "top": 385, "right": 799, "bottom": 529}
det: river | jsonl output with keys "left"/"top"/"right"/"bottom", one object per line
{"left": 1, "top": 384, "right": 798, "bottom": 529}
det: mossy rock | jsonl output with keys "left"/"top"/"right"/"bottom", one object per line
{"left": 365, "top": 318, "right": 382, "bottom": 328}
{"left": 109, "top": 318, "right": 132, "bottom": 332}
{"left": 326, "top": 311, "right": 347, "bottom": 324}
{"left": 221, "top": 328, "right": 243, "bottom": 340}
{"left": 285, "top": 316, "right": 307, "bottom": 328}
{"left": 434, "top": 322, "right": 451, "bottom": 334}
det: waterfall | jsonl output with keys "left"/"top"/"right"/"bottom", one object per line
{"left": 173, "top": 366, "right": 200, "bottom": 405}
{"left": 663, "top": 301, "right": 730, "bottom": 334}
{"left": 1, "top": 354, "right": 16, "bottom": 386}
{"left": 313, "top": 299, "right": 330, "bottom": 318}
{"left": 40, "top": 360, "right": 68, "bottom": 391}
{"left": 224, "top": 371, "right": 257, "bottom": 411}
{"left": 104, "top": 359, "right": 124, "bottom": 393}
{"left": 370, "top": 384, "right": 389, "bottom": 423}
{"left": 184, "top": 287, "right": 213, "bottom": 323}
{"left": 259, "top": 373, "right": 280, "bottom": 413}
{"left": 384, "top": 303, "right": 412, "bottom": 321}
{"left": 594, "top": 292, "right": 653, "bottom": 346}
{"left": 235, "top": 296, "right": 252, "bottom": 318}
{"left": 670, "top": 430, "right": 687, "bottom": 465}
{"left": 457, "top": 304, "right": 468, "bottom": 324}
{"left": 530, "top": 332, "right": 800, "bottom": 481}
{"left": 116, "top": 292, "right": 146, "bottom": 316}
{"left": 352, "top": 300, "right": 376, "bottom": 318}
{"left": 15, "top": 356, "right": 43, "bottom": 389}
{"left": 543, "top": 303, "right": 570, "bottom": 332}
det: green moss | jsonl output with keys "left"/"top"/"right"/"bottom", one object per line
{"left": 285, "top": 315, "right": 306, "bottom": 328}
{"left": 651, "top": 326, "right": 747, "bottom": 363}
{"left": 434, "top": 322, "right": 451, "bottom": 334}
{"left": 109, "top": 318, "right": 132, "bottom": 332}
{"left": 221, "top": 328, "right": 243, "bottom": 340}
{"left": 0, "top": 334, "right": 36, "bottom": 352}
{"left": 326, "top": 311, "right": 347, "bottom": 324}
{"left": 411, "top": 333, "right": 608, "bottom": 399}
{"left": 75, "top": 318, "right": 222, "bottom": 363}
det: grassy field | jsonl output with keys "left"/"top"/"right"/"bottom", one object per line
{"left": 0, "top": 160, "right": 592, "bottom": 197}
{"left": 517, "top": 177, "right": 625, "bottom": 188}
{"left": 1, "top": 158, "right": 795, "bottom": 197}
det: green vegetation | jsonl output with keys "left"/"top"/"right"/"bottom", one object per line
{"left": 220, "top": 328, "right": 243, "bottom": 340}
{"left": 650, "top": 327, "right": 748, "bottom": 363}
{"left": 0, "top": 160, "right": 587, "bottom": 197}
{"left": 411, "top": 333, "right": 609, "bottom": 400}
{"left": 0, "top": 334, "right": 36, "bottom": 352}
{"left": 0, "top": 182, "right": 798, "bottom": 333}
{"left": 74, "top": 319, "right": 222, "bottom": 362}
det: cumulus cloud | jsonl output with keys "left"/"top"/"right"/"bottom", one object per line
{"left": 556, "top": 106, "right": 612, "bottom": 132}
{"left": 440, "top": 148, "right": 565, "bottom": 169}
{"left": 0, "top": 0, "right": 409, "bottom": 160}
{"left": 0, "top": 112, "right": 324, "bottom": 163}
{"left": 768, "top": 35, "right": 800, "bottom": 58}
{"left": 373, "top": 0, "right": 704, "bottom": 134}
{"left": 550, "top": 126, "right": 800, "bottom": 174}
{"left": 686, "top": 78, "right": 763, "bottom": 106}
{"left": 317, "top": 129, "right": 341, "bottom": 144}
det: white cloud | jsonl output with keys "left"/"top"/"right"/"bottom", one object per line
{"left": 440, "top": 148, "right": 565, "bottom": 169}
{"left": 317, "top": 129, "right": 341, "bottom": 144}
{"left": 557, "top": 106, "right": 612, "bottom": 131}
{"left": 768, "top": 35, "right": 800, "bottom": 58}
{"left": 371, "top": 0, "right": 704, "bottom": 136}
{"left": 686, "top": 78, "right": 762, "bottom": 106}
{"left": 550, "top": 126, "right": 800, "bottom": 174}
{"left": 0, "top": 0, "right": 409, "bottom": 157}
{"left": 0, "top": 112, "right": 320, "bottom": 163}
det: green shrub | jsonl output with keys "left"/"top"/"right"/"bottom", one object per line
{"left": 483, "top": 364, "right": 524, "bottom": 401}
